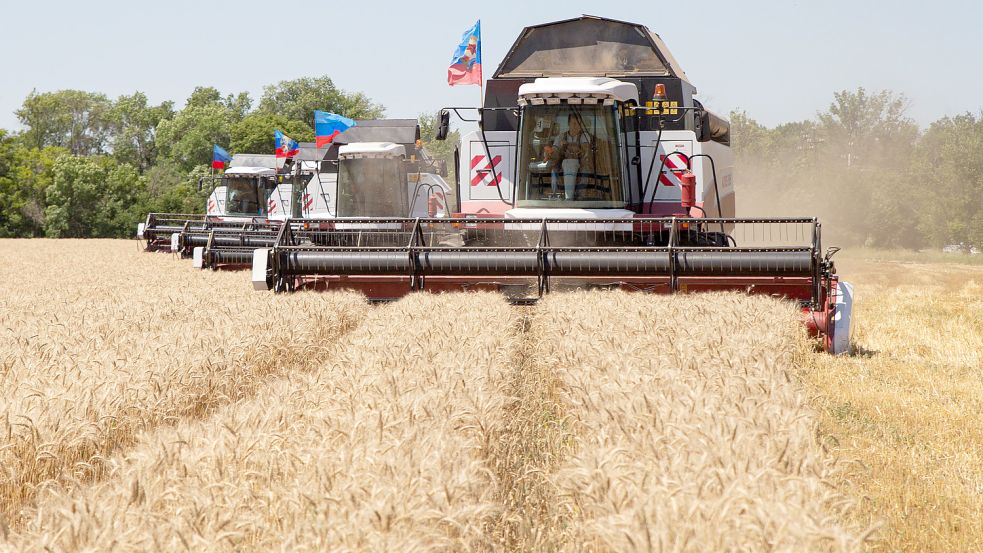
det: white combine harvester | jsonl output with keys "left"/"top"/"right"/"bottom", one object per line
{"left": 251, "top": 16, "right": 854, "bottom": 354}
{"left": 136, "top": 158, "right": 278, "bottom": 252}
{"left": 176, "top": 120, "right": 453, "bottom": 269}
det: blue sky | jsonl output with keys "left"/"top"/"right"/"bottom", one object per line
{"left": 1, "top": 0, "right": 981, "bottom": 131}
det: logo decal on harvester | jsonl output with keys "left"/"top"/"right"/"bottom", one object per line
{"left": 470, "top": 154, "right": 502, "bottom": 186}
{"left": 658, "top": 153, "right": 690, "bottom": 187}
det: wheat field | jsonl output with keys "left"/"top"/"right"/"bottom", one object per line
{"left": 17, "top": 240, "right": 981, "bottom": 550}
{"left": 803, "top": 254, "right": 983, "bottom": 552}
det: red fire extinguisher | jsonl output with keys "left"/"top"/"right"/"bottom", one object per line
{"left": 679, "top": 171, "right": 696, "bottom": 210}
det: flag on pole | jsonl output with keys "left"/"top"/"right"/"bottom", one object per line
{"left": 314, "top": 111, "right": 356, "bottom": 148}
{"left": 212, "top": 144, "right": 232, "bottom": 169}
{"left": 274, "top": 130, "right": 300, "bottom": 158}
{"left": 448, "top": 20, "right": 481, "bottom": 86}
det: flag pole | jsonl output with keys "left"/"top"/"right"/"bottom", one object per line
{"left": 475, "top": 19, "right": 485, "bottom": 113}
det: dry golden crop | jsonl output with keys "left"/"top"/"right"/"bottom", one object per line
{"left": 1, "top": 239, "right": 875, "bottom": 551}
{"left": 803, "top": 255, "right": 983, "bottom": 552}
{"left": 0, "top": 240, "right": 367, "bottom": 526}
{"left": 497, "top": 291, "right": 861, "bottom": 551}
{"left": 6, "top": 292, "right": 519, "bottom": 551}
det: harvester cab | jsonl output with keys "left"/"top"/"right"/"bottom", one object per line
{"left": 336, "top": 142, "right": 450, "bottom": 219}
{"left": 251, "top": 16, "right": 853, "bottom": 354}
{"left": 446, "top": 16, "right": 733, "bottom": 230}
{"left": 291, "top": 119, "right": 452, "bottom": 221}
{"left": 200, "top": 164, "right": 278, "bottom": 222}
{"left": 164, "top": 156, "right": 284, "bottom": 263}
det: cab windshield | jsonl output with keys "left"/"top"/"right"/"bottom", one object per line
{"left": 224, "top": 176, "right": 266, "bottom": 216}
{"left": 516, "top": 104, "right": 626, "bottom": 209}
{"left": 337, "top": 158, "right": 407, "bottom": 217}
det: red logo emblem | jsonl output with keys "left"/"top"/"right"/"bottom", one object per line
{"left": 470, "top": 154, "right": 502, "bottom": 187}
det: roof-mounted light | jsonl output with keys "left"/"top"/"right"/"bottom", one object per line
{"left": 653, "top": 83, "right": 668, "bottom": 102}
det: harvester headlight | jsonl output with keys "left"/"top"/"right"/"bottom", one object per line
{"left": 530, "top": 97, "right": 545, "bottom": 106}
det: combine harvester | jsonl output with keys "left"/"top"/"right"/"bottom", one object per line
{"left": 173, "top": 151, "right": 308, "bottom": 269}
{"left": 187, "top": 120, "right": 453, "bottom": 269}
{"left": 136, "top": 154, "right": 281, "bottom": 252}
{"left": 251, "top": 16, "right": 853, "bottom": 353}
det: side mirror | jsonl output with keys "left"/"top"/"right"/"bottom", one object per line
{"left": 437, "top": 159, "right": 448, "bottom": 178}
{"left": 197, "top": 177, "right": 204, "bottom": 191}
{"left": 435, "top": 110, "right": 450, "bottom": 141}
{"left": 696, "top": 110, "right": 711, "bottom": 142}
{"left": 696, "top": 109, "right": 731, "bottom": 145}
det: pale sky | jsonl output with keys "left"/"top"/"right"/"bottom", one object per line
{"left": 1, "top": 0, "right": 981, "bottom": 131}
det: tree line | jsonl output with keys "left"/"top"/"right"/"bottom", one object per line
{"left": 732, "top": 88, "right": 983, "bottom": 249}
{"left": 0, "top": 76, "right": 388, "bottom": 238}
{"left": 0, "top": 82, "right": 979, "bottom": 247}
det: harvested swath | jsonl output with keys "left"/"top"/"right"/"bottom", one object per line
{"left": 7, "top": 293, "right": 519, "bottom": 552}
{"left": 523, "top": 291, "right": 861, "bottom": 551}
{"left": 804, "top": 258, "right": 983, "bottom": 552}
{"left": 0, "top": 240, "right": 367, "bottom": 524}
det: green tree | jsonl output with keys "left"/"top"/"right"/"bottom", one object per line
{"left": 729, "top": 110, "right": 771, "bottom": 158}
{"left": 185, "top": 86, "right": 252, "bottom": 119}
{"left": 257, "top": 76, "right": 383, "bottom": 127}
{"left": 155, "top": 104, "right": 235, "bottom": 172}
{"left": 155, "top": 88, "right": 254, "bottom": 172}
{"left": 911, "top": 113, "right": 983, "bottom": 247}
{"left": 0, "top": 143, "right": 66, "bottom": 237}
{"left": 817, "top": 88, "right": 918, "bottom": 168}
{"left": 231, "top": 112, "right": 313, "bottom": 154}
{"left": 99, "top": 162, "right": 149, "bottom": 236}
{"left": 44, "top": 155, "right": 106, "bottom": 237}
{"left": 143, "top": 161, "right": 206, "bottom": 214}
{"left": 43, "top": 155, "right": 148, "bottom": 238}
{"left": 107, "top": 92, "right": 174, "bottom": 171}
{"left": 16, "top": 90, "right": 111, "bottom": 155}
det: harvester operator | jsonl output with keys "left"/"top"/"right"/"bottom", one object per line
{"left": 550, "top": 113, "right": 594, "bottom": 200}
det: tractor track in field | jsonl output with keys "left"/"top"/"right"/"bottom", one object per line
{"left": 487, "top": 308, "right": 576, "bottom": 551}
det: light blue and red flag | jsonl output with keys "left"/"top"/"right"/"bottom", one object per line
{"left": 448, "top": 20, "right": 481, "bottom": 86}
{"left": 274, "top": 129, "right": 300, "bottom": 158}
{"left": 314, "top": 111, "right": 356, "bottom": 148}
{"left": 212, "top": 144, "right": 232, "bottom": 169}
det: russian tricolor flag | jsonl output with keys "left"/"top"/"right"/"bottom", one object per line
{"left": 448, "top": 20, "right": 481, "bottom": 86}
{"left": 275, "top": 130, "right": 300, "bottom": 158}
{"left": 314, "top": 111, "right": 356, "bottom": 148}
{"left": 212, "top": 144, "right": 232, "bottom": 169}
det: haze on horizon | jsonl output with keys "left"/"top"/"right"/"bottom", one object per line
{"left": 1, "top": 0, "right": 981, "bottom": 130}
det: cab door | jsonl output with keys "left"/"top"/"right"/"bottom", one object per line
{"left": 467, "top": 140, "right": 513, "bottom": 202}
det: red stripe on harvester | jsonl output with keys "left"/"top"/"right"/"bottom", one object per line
{"left": 470, "top": 155, "right": 502, "bottom": 186}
